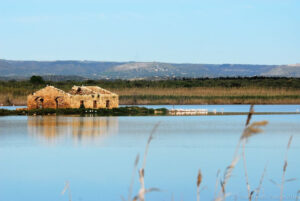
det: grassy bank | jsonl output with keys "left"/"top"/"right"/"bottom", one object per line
{"left": 0, "top": 107, "right": 168, "bottom": 116}
{"left": 1, "top": 107, "right": 299, "bottom": 116}
{"left": 1, "top": 77, "right": 300, "bottom": 105}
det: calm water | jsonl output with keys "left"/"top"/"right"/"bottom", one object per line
{"left": 0, "top": 106, "right": 299, "bottom": 201}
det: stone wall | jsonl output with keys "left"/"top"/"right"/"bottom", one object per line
{"left": 70, "top": 94, "right": 119, "bottom": 109}
{"left": 27, "top": 86, "right": 71, "bottom": 110}
{"left": 27, "top": 86, "right": 119, "bottom": 109}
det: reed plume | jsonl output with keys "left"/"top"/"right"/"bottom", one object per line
{"left": 280, "top": 136, "right": 293, "bottom": 201}
{"left": 215, "top": 105, "right": 268, "bottom": 201}
{"left": 241, "top": 119, "right": 268, "bottom": 201}
{"left": 240, "top": 120, "right": 268, "bottom": 140}
{"left": 197, "top": 169, "right": 202, "bottom": 201}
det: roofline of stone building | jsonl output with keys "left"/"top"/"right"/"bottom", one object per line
{"left": 71, "top": 85, "right": 118, "bottom": 96}
{"left": 31, "top": 85, "right": 72, "bottom": 96}
{"left": 31, "top": 85, "right": 117, "bottom": 97}
{"left": 87, "top": 86, "right": 118, "bottom": 96}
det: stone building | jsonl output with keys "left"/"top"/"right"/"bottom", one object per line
{"left": 27, "top": 85, "right": 119, "bottom": 110}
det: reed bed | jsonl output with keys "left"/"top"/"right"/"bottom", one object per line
{"left": 120, "top": 95, "right": 300, "bottom": 105}
{"left": 86, "top": 87, "right": 300, "bottom": 105}
{"left": 114, "top": 87, "right": 300, "bottom": 97}
{"left": 1, "top": 86, "right": 300, "bottom": 105}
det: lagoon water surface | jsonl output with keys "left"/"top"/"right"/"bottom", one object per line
{"left": 0, "top": 105, "right": 299, "bottom": 201}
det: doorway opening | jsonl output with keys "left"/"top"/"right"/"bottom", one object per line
{"left": 80, "top": 100, "right": 85, "bottom": 108}
{"left": 106, "top": 100, "right": 110, "bottom": 108}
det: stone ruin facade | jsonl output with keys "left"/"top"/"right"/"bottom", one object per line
{"left": 27, "top": 85, "right": 119, "bottom": 110}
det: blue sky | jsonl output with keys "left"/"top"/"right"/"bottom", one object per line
{"left": 0, "top": 0, "right": 299, "bottom": 64}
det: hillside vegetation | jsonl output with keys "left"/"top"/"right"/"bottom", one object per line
{"left": 1, "top": 77, "right": 300, "bottom": 105}
{"left": 1, "top": 59, "right": 300, "bottom": 79}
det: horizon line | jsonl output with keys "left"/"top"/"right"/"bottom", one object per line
{"left": 0, "top": 58, "right": 293, "bottom": 66}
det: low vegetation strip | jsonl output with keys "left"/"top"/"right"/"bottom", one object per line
{"left": 0, "top": 107, "right": 299, "bottom": 116}
{"left": 0, "top": 107, "right": 168, "bottom": 116}
{"left": 121, "top": 95, "right": 300, "bottom": 100}
{"left": 1, "top": 77, "right": 300, "bottom": 105}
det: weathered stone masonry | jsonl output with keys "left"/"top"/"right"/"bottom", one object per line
{"left": 27, "top": 85, "right": 119, "bottom": 110}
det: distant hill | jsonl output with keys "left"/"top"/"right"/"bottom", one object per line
{"left": 0, "top": 59, "right": 299, "bottom": 80}
{"left": 261, "top": 64, "right": 300, "bottom": 77}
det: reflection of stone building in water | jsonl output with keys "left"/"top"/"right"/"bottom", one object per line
{"left": 71, "top": 116, "right": 118, "bottom": 138}
{"left": 27, "top": 116, "right": 119, "bottom": 141}
{"left": 27, "top": 116, "right": 61, "bottom": 138}
{"left": 27, "top": 85, "right": 119, "bottom": 110}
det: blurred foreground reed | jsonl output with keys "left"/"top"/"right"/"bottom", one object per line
{"left": 61, "top": 105, "right": 298, "bottom": 201}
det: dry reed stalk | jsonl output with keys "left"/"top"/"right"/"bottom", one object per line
{"left": 280, "top": 136, "right": 293, "bottom": 201}
{"left": 215, "top": 105, "right": 268, "bottom": 201}
{"left": 242, "top": 141, "right": 251, "bottom": 200}
{"left": 241, "top": 119, "right": 268, "bottom": 201}
{"left": 246, "top": 105, "right": 254, "bottom": 126}
{"left": 136, "top": 122, "right": 160, "bottom": 201}
{"left": 197, "top": 169, "right": 202, "bottom": 201}
{"left": 220, "top": 153, "right": 240, "bottom": 199}
{"left": 217, "top": 105, "right": 253, "bottom": 200}
{"left": 254, "top": 163, "right": 268, "bottom": 201}
{"left": 214, "top": 170, "right": 221, "bottom": 200}
{"left": 128, "top": 154, "right": 140, "bottom": 201}
{"left": 61, "top": 181, "right": 72, "bottom": 201}
{"left": 296, "top": 190, "right": 300, "bottom": 201}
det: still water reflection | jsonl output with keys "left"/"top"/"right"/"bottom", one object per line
{"left": 27, "top": 116, "right": 118, "bottom": 144}
{"left": 0, "top": 114, "right": 299, "bottom": 201}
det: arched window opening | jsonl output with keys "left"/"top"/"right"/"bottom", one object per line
{"left": 35, "top": 97, "right": 43, "bottom": 109}
{"left": 55, "top": 97, "right": 59, "bottom": 109}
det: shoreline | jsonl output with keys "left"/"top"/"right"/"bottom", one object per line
{"left": 1, "top": 107, "right": 300, "bottom": 116}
